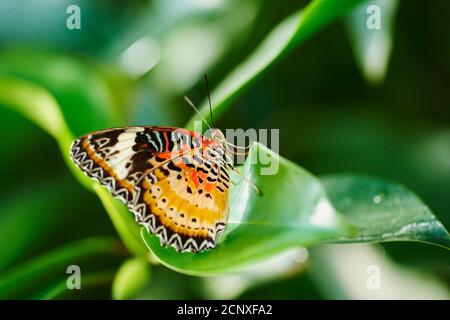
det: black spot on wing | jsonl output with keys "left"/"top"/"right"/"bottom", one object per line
{"left": 168, "top": 161, "right": 182, "bottom": 172}
{"left": 128, "top": 150, "right": 154, "bottom": 176}
{"left": 89, "top": 129, "right": 124, "bottom": 150}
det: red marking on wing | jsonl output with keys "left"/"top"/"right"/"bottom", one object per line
{"left": 189, "top": 170, "right": 201, "bottom": 188}
{"left": 163, "top": 131, "right": 169, "bottom": 152}
{"left": 201, "top": 136, "right": 222, "bottom": 148}
{"left": 158, "top": 152, "right": 172, "bottom": 160}
{"left": 204, "top": 182, "right": 214, "bottom": 192}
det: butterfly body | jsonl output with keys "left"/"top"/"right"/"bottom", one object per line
{"left": 70, "top": 126, "right": 233, "bottom": 252}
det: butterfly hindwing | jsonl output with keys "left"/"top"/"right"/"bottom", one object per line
{"left": 138, "top": 151, "right": 230, "bottom": 251}
{"left": 70, "top": 126, "right": 230, "bottom": 252}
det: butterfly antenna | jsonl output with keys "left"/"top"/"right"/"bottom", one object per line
{"left": 203, "top": 74, "right": 252, "bottom": 152}
{"left": 232, "top": 167, "right": 262, "bottom": 196}
{"left": 204, "top": 74, "right": 215, "bottom": 128}
{"left": 183, "top": 96, "right": 212, "bottom": 130}
{"left": 223, "top": 140, "right": 252, "bottom": 150}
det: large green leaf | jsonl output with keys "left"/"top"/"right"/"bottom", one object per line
{"left": 185, "top": 0, "right": 367, "bottom": 129}
{"left": 142, "top": 143, "right": 449, "bottom": 276}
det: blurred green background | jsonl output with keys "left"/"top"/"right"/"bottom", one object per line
{"left": 0, "top": 0, "right": 449, "bottom": 299}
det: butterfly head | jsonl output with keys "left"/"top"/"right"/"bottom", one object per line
{"left": 208, "top": 128, "right": 225, "bottom": 141}
{"left": 205, "top": 128, "right": 233, "bottom": 168}
{"left": 207, "top": 128, "right": 228, "bottom": 149}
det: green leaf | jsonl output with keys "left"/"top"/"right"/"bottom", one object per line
{"left": 346, "top": 0, "right": 399, "bottom": 84}
{"left": 112, "top": 257, "right": 152, "bottom": 300}
{"left": 321, "top": 174, "right": 450, "bottom": 248}
{"left": 0, "top": 76, "right": 147, "bottom": 256}
{"left": 142, "top": 143, "right": 351, "bottom": 275}
{"left": 185, "top": 0, "right": 366, "bottom": 129}
{"left": 0, "top": 237, "right": 122, "bottom": 299}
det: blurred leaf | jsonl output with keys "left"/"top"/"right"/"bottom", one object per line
{"left": 238, "top": 270, "right": 324, "bottom": 299}
{"left": 0, "top": 76, "right": 71, "bottom": 143}
{"left": 186, "top": 0, "right": 367, "bottom": 129}
{"left": 143, "top": 143, "right": 351, "bottom": 275}
{"left": 200, "top": 248, "right": 309, "bottom": 299}
{"left": 0, "top": 181, "right": 62, "bottom": 272}
{"left": 0, "top": 76, "right": 147, "bottom": 256}
{"left": 346, "top": 0, "right": 399, "bottom": 84}
{"left": 0, "top": 177, "right": 107, "bottom": 273}
{"left": 310, "top": 244, "right": 450, "bottom": 299}
{"left": 0, "top": 0, "right": 138, "bottom": 54}
{"left": 151, "top": 0, "right": 259, "bottom": 93}
{"left": 0, "top": 108, "right": 51, "bottom": 175}
{"left": 38, "top": 271, "right": 117, "bottom": 300}
{"left": 0, "top": 77, "right": 86, "bottom": 184}
{"left": 105, "top": 0, "right": 229, "bottom": 60}
{"left": 0, "top": 237, "right": 122, "bottom": 299}
{"left": 112, "top": 257, "right": 151, "bottom": 300}
{"left": 0, "top": 49, "right": 123, "bottom": 136}
{"left": 321, "top": 174, "right": 450, "bottom": 248}
{"left": 131, "top": 266, "right": 200, "bottom": 300}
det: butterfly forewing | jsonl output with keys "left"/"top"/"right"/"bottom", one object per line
{"left": 70, "top": 126, "right": 231, "bottom": 252}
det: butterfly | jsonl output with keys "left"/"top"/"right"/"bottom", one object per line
{"left": 70, "top": 125, "right": 234, "bottom": 253}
